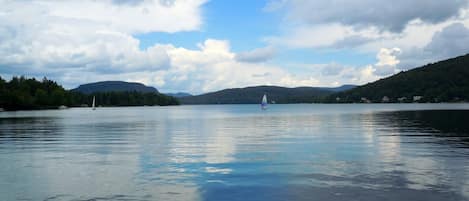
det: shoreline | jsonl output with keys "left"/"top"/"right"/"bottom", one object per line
{"left": 2, "top": 102, "right": 469, "bottom": 112}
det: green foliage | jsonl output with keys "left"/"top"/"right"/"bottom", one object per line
{"left": 0, "top": 76, "right": 68, "bottom": 110}
{"left": 0, "top": 76, "right": 179, "bottom": 110}
{"left": 325, "top": 54, "right": 469, "bottom": 103}
{"left": 179, "top": 86, "right": 333, "bottom": 104}
{"left": 70, "top": 91, "right": 179, "bottom": 107}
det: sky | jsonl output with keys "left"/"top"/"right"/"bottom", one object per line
{"left": 1, "top": 0, "right": 469, "bottom": 94}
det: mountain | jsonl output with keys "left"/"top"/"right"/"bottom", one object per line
{"left": 179, "top": 86, "right": 337, "bottom": 104}
{"left": 328, "top": 54, "right": 469, "bottom": 103}
{"left": 0, "top": 76, "right": 70, "bottom": 110}
{"left": 0, "top": 77, "right": 179, "bottom": 111}
{"left": 72, "top": 81, "right": 159, "bottom": 94}
{"left": 165, "top": 92, "right": 192, "bottom": 98}
{"left": 321, "top": 84, "right": 356, "bottom": 92}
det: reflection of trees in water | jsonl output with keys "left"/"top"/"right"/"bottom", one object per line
{"left": 371, "top": 110, "right": 469, "bottom": 200}
{"left": 376, "top": 110, "right": 469, "bottom": 146}
{"left": 0, "top": 117, "right": 63, "bottom": 143}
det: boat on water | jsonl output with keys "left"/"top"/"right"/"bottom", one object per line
{"left": 58, "top": 105, "right": 68, "bottom": 110}
{"left": 92, "top": 96, "right": 96, "bottom": 110}
{"left": 261, "top": 94, "right": 268, "bottom": 110}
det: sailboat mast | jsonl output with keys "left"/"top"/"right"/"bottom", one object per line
{"left": 92, "top": 96, "right": 96, "bottom": 110}
{"left": 261, "top": 94, "right": 268, "bottom": 110}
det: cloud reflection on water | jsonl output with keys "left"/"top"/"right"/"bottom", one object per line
{"left": 0, "top": 105, "right": 468, "bottom": 201}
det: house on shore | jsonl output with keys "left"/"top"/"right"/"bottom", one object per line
{"left": 361, "top": 97, "right": 371, "bottom": 103}
{"left": 398, "top": 97, "right": 407, "bottom": 102}
{"left": 382, "top": 96, "right": 390, "bottom": 103}
{"left": 413, "top": 96, "right": 423, "bottom": 102}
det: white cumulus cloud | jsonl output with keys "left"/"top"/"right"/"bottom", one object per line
{"left": 0, "top": 0, "right": 206, "bottom": 88}
{"left": 276, "top": 0, "right": 468, "bottom": 32}
{"left": 374, "top": 48, "right": 401, "bottom": 76}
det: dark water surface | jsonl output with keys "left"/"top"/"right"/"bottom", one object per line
{"left": 1, "top": 104, "right": 469, "bottom": 201}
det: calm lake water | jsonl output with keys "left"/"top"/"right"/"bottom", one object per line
{"left": 1, "top": 104, "right": 469, "bottom": 201}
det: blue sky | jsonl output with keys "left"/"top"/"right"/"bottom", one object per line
{"left": 136, "top": 0, "right": 278, "bottom": 51}
{"left": 1, "top": 0, "right": 469, "bottom": 94}
{"left": 135, "top": 0, "right": 376, "bottom": 72}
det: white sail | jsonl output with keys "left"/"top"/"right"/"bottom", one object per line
{"left": 92, "top": 96, "right": 96, "bottom": 110}
{"left": 261, "top": 94, "right": 267, "bottom": 110}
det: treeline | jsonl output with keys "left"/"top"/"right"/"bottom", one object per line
{"left": 179, "top": 86, "right": 333, "bottom": 104}
{"left": 0, "top": 76, "right": 179, "bottom": 111}
{"left": 323, "top": 53, "right": 469, "bottom": 103}
{"left": 71, "top": 91, "right": 179, "bottom": 107}
{"left": 0, "top": 76, "right": 70, "bottom": 110}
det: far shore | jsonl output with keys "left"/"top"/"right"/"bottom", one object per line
{"left": 2, "top": 102, "right": 469, "bottom": 112}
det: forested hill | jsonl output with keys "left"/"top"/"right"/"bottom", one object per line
{"left": 0, "top": 77, "right": 179, "bottom": 111}
{"left": 0, "top": 77, "right": 70, "bottom": 110}
{"left": 72, "top": 81, "right": 158, "bottom": 94}
{"left": 179, "top": 85, "right": 353, "bottom": 104}
{"left": 165, "top": 92, "right": 192, "bottom": 98}
{"left": 327, "top": 54, "right": 469, "bottom": 103}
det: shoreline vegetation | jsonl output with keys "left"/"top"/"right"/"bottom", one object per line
{"left": 323, "top": 54, "right": 469, "bottom": 104}
{"left": 2, "top": 54, "right": 469, "bottom": 111}
{"left": 0, "top": 76, "right": 179, "bottom": 111}
{"left": 179, "top": 53, "right": 469, "bottom": 105}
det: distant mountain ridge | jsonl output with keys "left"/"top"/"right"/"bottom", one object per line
{"left": 328, "top": 53, "right": 469, "bottom": 103}
{"left": 72, "top": 81, "right": 159, "bottom": 94}
{"left": 0, "top": 77, "right": 179, "bottom": 111}
{"left": 179, "top": 85, "right": 354, "bottom": 104}
{"left": 165, "top": 92, "right": 192, "bottom": 98}
{"left": 321, "top": 84, "right": 356, "bottom": 92}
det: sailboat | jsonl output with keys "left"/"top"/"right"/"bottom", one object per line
{"left": 92, "top": 96, "right": 96, "bottom": 110}
{"left": 261, "top": 94, "right": 268, "bottom": 110}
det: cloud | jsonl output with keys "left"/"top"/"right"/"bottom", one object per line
{"left": 111, "top": 0, "right": 145, "bottom": 6}
{"left": 264, "top": 0, "right": 469, "bottom": 76}
{"left": 376, "top": 48, "right": 401, "bottom": 66}
{"left": 372, "top": 48, "right": 401, "bottom": 76}
{"left": 274, "top": 61, "right": 388, "bottom": 89}
{"left": 397, "top": 23, "right": 469, "bottom": 70}
{"left": 4, "top": 0, "right": 467, "bottom": 94}
{"left": 322, "top": 64, "right": 381, "bottom": 86}
{"left": 279, "top": 0, "right": 468, "bottom": 32}
{"left": 263, "top": 0, "right": 287, "bottom": 12}
{"left": 0, "top": 25, "right": 172, "bottom": 74}
{"left": 265, "top": 24, "right": 353, "bottom": 48}
{"left": 0, "top": 0, "right": 206, "bottom": 87}
{"left": 235, "top": 46, "right": 277, "bottom": 63}
{"left": 316, "top": 48, "right": 402, "bottom": 79}
{"left": 265, "top": 0, "right": 469, "bottom": 57}
{"left": 0, "top": 0, "right": 336, "bottom": 94}
{"left": 35, "top": 0, "right": 207, "bottom": 33}
{"left": 332, "top": 35, "right": 375, "bottom": 49}
{"left": 424, "top": 23, "right": 469, "bottom": 58}
{"left": 265, "top": 22, "right": 386, "bottom": 49}
{"left": 165, "top": 43, "right": 392, "bottom": 93}
{"left": 164, "top": 39, "right": 322, "bottom": 93}
{"left": 252, "top": 72, "right": 272, "bottom": 78}
{"left": 321, "top": 63, "right": 345, "bottom": 76}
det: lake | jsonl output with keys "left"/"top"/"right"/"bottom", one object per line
{"left": 1, "top": 104, "right": 469, "bottom": 201}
